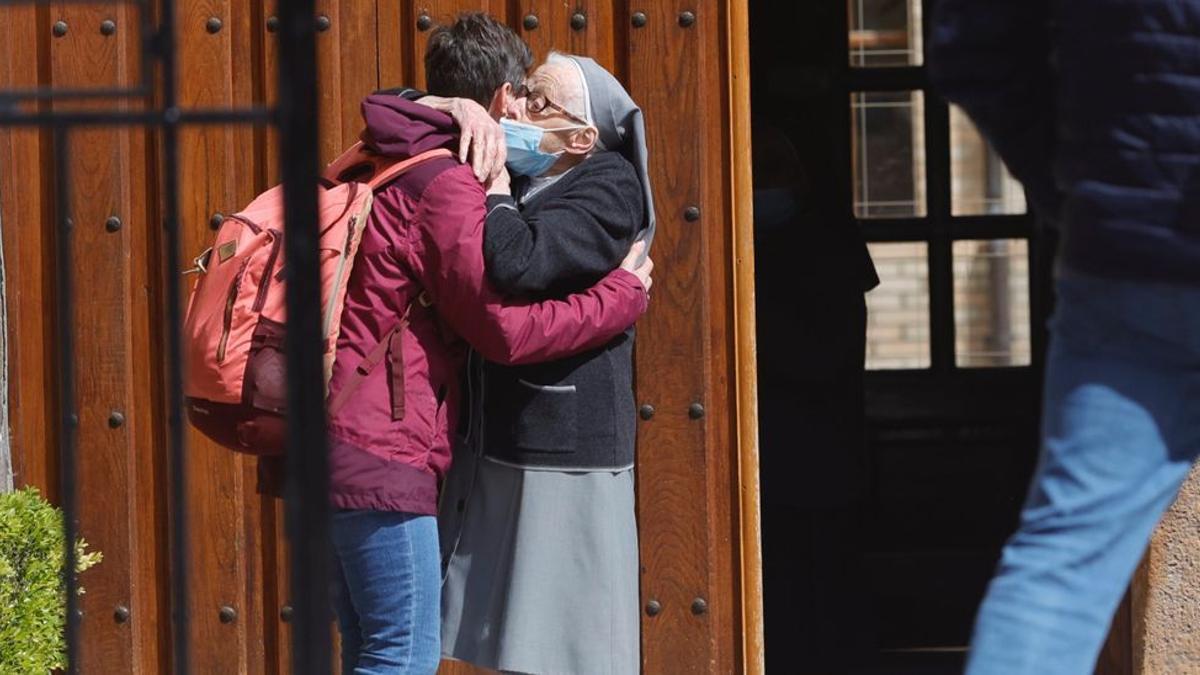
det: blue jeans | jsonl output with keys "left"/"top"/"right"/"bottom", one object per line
{"left": 967, "top": 271, "right": 1200, "bottom": 674}
{"left": 331, "top": 510, "right": 441, "bottom": 674}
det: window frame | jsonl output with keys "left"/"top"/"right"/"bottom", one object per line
{"left": 845, "top": 1, "right": 1040, "bottom": 374}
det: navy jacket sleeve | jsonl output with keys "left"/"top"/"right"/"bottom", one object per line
{"left": 929, "top": 0, "right": 1062, "bottom": 221}
{"left": 484, "top": 153, "right": 643, "bottom": 296}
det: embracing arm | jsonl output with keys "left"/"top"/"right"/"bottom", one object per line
{"left": 401, "top": 168, "right": 651, "bottom": 366}
{"left": 373, "top": 87, "right": 507, "bottom": 182}
{"left": 411, "top": 94, "right": 506, "bottom": 183}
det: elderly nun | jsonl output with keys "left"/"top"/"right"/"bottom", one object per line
{"left": 437, "top": 52, "right": 654, "bottom": 675}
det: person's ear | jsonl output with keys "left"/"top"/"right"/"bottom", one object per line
{"left": 563, "top": 126, "right": 598, "bottom": 155}
{"left": 487, "top": 82, "right": 512, "bottom": 120}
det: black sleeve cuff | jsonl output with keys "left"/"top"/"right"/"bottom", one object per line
{"left": 486, "top": 194, "right": 517, "bottom": 212}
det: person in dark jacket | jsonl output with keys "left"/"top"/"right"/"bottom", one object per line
{"left": 326, "top": 15, "right": 653, "bottom": 674}
{"left": 931, "top": 2, "right": 1200, "bottom": 672}
{"left": 426, "top": 52, "right": 653, "bottom": 675}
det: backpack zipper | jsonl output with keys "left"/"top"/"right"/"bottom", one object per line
{"left": 322, "top": 214, "right": 359, "bottom": 337}
{"left": 252, "top": 232, "right": 282, "bottom": 313}
{"left": 227, "top": 213, "right": 262, "bottom": 234}
{"left": 216, "top": 259, "right": 250, "bottom": 363}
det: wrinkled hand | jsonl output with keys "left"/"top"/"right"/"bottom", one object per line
{"left": 413, "top": 95, "right": 506, "bottom": 182}
{"left": 619, "top": 241, "right": 653, "bottom": 295}
{"left": 448, "top": 99, "right": 506, "bottom": 182}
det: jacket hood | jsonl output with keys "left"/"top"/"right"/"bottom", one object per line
{"left": 360, "top": 94, "right": 457, "bottom": 158}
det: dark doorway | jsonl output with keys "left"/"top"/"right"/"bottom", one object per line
{"left": 749, "top": 1, "right": 1051, "bottom": 672}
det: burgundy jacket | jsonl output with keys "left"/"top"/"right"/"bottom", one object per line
{"left": 325, "top": 95, "right": 648, "bottom": 515}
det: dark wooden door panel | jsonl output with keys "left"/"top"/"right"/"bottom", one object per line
{"left": 176, "top": 0, "right": 263, "bottom": 670}
{"left": 44, "top": 3, "right": 156, "bottom": 671}
{"left": 0, "top": 5, "right": 56, "bottom": 507}
{"left": 515, "top": 1, "right": 617, "bottom": 73}
{"left": 629, "top": 2, "right": 739, "bottom": 672}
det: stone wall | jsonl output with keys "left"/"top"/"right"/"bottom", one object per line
{"left": 1134, "top": 464, "right": 1200, "bottom": 673}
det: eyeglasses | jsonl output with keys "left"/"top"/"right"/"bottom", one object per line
{"left": 515, "top": 83, "right": 590, "bottom": 126}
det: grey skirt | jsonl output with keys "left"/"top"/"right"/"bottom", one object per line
{"left": 439, "top": 450, "right": 640, "bottom": 675}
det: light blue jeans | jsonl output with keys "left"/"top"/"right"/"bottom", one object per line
{"left": 331, "top": 510, "right": 441, "bottom": 675}
{"left": 966, "top": 270, "right": 1200, "bottom": 674}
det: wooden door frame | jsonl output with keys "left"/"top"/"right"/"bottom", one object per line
{"left": 726, "top": 0, "right": 764, "bottom": 672}
{"left": 0, "top": 211, "right": 9, "bottom": 494}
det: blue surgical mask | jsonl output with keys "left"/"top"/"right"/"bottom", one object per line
{"left": 501, "top": 118, "right": 584, "bottom": 177}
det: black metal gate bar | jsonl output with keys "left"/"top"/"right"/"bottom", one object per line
{"left": 0, "top": 108, "right": 273, "bottom": 127}
{"left": 157, "top": 0, "right": 190, "bottom": 670}
{"left": 276, "top": 0, "right": 332, "bottom": 673}
{"left": 0, "top": 86, "right": 153, "bottom": 102}
{"left": 51, "top": 125, "right": 80, "bottom": 675}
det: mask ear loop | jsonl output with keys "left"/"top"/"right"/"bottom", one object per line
{"left": 551, "top": 125, "right": 599, "bottom": 157}
{"left": 541, "top": 124, "right": 591, "bottom": 133}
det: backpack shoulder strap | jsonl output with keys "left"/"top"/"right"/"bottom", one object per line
{"left": 366, "top": 148, "right": 455, "bottom": 192}
{"left": 323, "top": 141, "right": 454, "bottom": 192}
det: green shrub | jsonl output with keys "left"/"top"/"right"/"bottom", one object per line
{"left": 0, "top": 487, "right": 101, "bottom": 674}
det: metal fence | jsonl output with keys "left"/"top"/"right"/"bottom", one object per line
{"left": 0, "top": 0, "right": 332, "bottom": 672}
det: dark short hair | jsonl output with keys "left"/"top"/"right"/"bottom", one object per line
{"left": 425, "top": 12, "right": 532, "bottom": 107}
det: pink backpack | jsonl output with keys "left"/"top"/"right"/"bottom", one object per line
{"left": 182, "top": 143, "right": 451, "bottom": 456}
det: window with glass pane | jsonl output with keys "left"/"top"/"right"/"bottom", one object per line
{"left": 851, "top": 91, "right": 926, "bottom": 219}
{"left": 950, "top": 105, "right": 1027, "bottom": 216}
{"left": 953, "top": 239, "right": 1031, "bottom": 367}
{"left": 866, "top": 242, "right": 930, "bottom": 369}
{"left": 848, "top": 0, "right": 923, "bottom": 67}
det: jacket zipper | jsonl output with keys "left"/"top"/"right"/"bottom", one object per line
{"left": 216, "top": 259, "right": 249, "bottom": 363}
{"left": 462, "top": 349, "right": 476, "bottom": 448}
{"left": 477, "top": 354, "right": 487, "bottom": 457}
